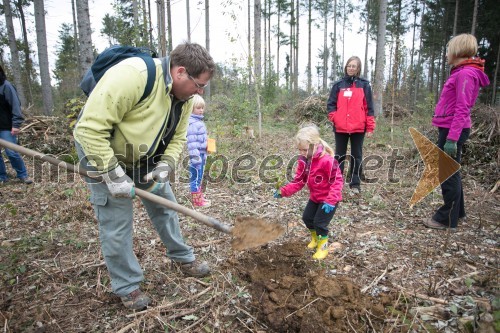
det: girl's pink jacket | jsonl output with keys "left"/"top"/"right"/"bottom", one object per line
{"left": 280, "top": 145, "right": 343, "bottom": 205}
{"left": 432, "top": 58, "right": 490, "bottom": 141}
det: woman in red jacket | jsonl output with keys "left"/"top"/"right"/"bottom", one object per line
{"left": 274, "top": 125, "right": 343, "bottom": 260}
{"left": 327, "top": 56, "right": 375, "bottom": 193}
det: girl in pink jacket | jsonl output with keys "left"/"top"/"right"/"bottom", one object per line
{"left": 423, "top": 34, "right": 490, "bottom": 231}
{"left": 275, "top": 125, "right": 343, "bottom": 260}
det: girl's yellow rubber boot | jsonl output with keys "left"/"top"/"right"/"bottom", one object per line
{"left": 307, "top": 230, "right": 318, "bottom": 249}
{"left": 312, "top": 235, "right": 328, "bottom": 260}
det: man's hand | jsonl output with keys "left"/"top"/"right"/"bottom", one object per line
{"left": 11, "top": 128, "right": 20, "bottom": 136}
{"left": 366, "top": 132, "right": 373, "bottom": 138}
{"left": 321, "top": 203, "right": 335, "bottom": 214}
{"left": 143, "top": 162, "right": 172, "bottom": 183}
{"left": 443, "top": 140, "right": 457, "bottom": 158}
{"left": 101, "top": 165, "right": 135, "bottom": 198}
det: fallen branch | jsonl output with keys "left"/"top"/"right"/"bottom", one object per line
{"left": 126, "top": 286, "right": 213, "bottom": 318}
{"left": 285, "top": 297, "right": 321, "bottom": 319}
{"left": 362, "top": 268, "right": 388, "bottom": 293}
{"left": 395, "top": 285, "right": 448, "bottom": 305}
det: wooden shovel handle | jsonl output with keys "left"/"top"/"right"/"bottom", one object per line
{"left": 0, "top": 138, "right": 233, "bottom": 234}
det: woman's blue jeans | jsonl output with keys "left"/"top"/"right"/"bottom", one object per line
{"left": 0, "top": 130, "right": 29, "bottom": 181}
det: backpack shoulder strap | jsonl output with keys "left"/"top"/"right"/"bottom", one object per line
{"left": 140, "top": 55, "right": 156, "bottom": 103}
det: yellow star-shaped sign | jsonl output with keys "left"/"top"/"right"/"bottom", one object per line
{"left": 409, "top": 128, "right": 461, "bottom": 207}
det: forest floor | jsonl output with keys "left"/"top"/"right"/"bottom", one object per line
{"left": 0, "top": 116, "right": 498, "bottom": 333}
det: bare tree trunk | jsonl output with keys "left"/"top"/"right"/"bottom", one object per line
{"left": 390, "top": 0, "right": 402, "bottom": 141}
{"left": 373, "top": 0, "right": 388, "bottom": 116}
{"left": 148, "top": 0, "right": 154, "bottom": 49}
{"left": 429, "top": 52, "right": 436, "bottom": 91}
{"left": 254, "top": 0, "right": 262, "bottom": 83}
{"left": 157, "top": 0, "right": 166, "bottom": 56}
{"left": 248, "top": 0, "right": 252, "bottom": 87}
{"left": 289, "top": 0, "right": 294, "bottom": 92}
{"left": 413, "top": 1, "right": 425, "bottom": 108}
{"left": 186, "top": 0, "right": 191, "bottom": 42}
{"left": 267, "top": 0, "right": 271, "bottom": 81}
{"left": 333, "top": 0, "right": 337, "bottom": 80}
{"left": 204, "top": 0, "right": 211, "bottom": 99}
{"left": 363, "top": 0, "right": 370, "bottom": 79}
{"left": 307, "top": 0, "right": 312, "bottom": 93}
{"left": 166, "top": 0, "right": 172, "bottom": 52}
{"left": 453, "top": 0, "right": 459, "bottom": 36}
{"left": 276, "top": 1, "right": 280, "bottom": 83}
{"left": 294, "top": 0, "right": 299, "bottom": 97}
{"left": 33, "top": 0, "right": 54, "bottom": 115}
{"left": 254, "top": 0, "right": 262, "bottom": 138}
{"left": 3, "top": 0, "right": 26, "bottom": 106}
{"left": 71, "top": 0, "right": 79, "bottom": 62}
{"left": 71, "top": 0, "right": 79, "bottom": 95}
{"left": 492, "top": 41, "right": 499, "bottom": 105}
{"left": 132, "top": 0, "right": 139, "bottom": 44}
{"left": 142, "top": 0, "right": 149, "bottom": 46}
{"left": 341, "top": 0, "right": 346, "bottom": 67}
{"left": 76, "top": 0, "right": 93, "bottom": 77}
{"left": 13, "top": 0, "right": 33, "bottom": 103}
{"left": 471, "top": 0, "right": 478, "bottom": 36}
{"left": 322, "top": 5, "right": 328, "bottom": 92}
{"left": 408, "top": 2, "right": 417, "bottom": 107}
{"left": 263, "top": 0, "right": 267, "bottom": 81}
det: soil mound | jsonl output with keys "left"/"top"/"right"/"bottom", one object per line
{"left": 230, "top": 241, "right": 392, "bottom": 332}
{"left": 231, "top": 216, "right": 285, "bottom": 251}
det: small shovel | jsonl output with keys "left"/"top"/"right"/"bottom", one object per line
{"left": 0, "top": 139, "right": 284, "bottom": 250}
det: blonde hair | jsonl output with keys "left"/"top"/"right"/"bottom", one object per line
{"left": 295, "top": 124, "right": 334, "bottom": 157}
{"left": 191, "top": 94, "right": 205, "bottom": 110}
{"left": 447, "top": 34, "right": 478, "bottom": 60}
{"left": 344, "top": 56, "right": 362, "bottom": 77}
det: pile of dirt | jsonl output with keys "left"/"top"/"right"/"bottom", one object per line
{"left": 229, "top": 241, "right": 393, "bottom": 332}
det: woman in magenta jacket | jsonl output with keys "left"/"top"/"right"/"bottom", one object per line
{"left": 327, "top": 56, "right": 375, "bottom": 193}
{"left": 423, "top": 34, "right": 490, "bottom": 231}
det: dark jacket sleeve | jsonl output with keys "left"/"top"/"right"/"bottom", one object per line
{"left": 362, "top": 80, "right": 375, "bottom": 117}
{"left": 327, "top": 81, "right": 341, "bottom": 113}
{"left": 3, "top": 82, "right": 23, "bottom": 128}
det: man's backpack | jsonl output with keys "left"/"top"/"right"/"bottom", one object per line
{"left": 79, "top": 45, "right": 157, "bottom": 103}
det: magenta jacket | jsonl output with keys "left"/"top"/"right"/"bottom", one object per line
{"left": 432, "top": 58, "right": 490, "bottom": 141}
{"left": 280, "top": 145, "right": 343, "bottom": 205}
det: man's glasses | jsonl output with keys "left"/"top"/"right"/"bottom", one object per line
{"left": 186, "top": 70, "right": 209, "bottom": 89}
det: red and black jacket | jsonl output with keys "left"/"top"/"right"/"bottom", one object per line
{"left": 327, "top": 76, "right": 375, "bottom": 134}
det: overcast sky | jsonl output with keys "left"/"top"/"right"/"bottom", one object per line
{"left": 31, "top": 0, "right": 378, "bottom": 88}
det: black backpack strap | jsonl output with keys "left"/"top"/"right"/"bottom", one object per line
{"left": 139, "top": 55, "right": 156, "bottom": 103}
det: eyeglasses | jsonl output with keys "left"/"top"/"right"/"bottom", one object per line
{"left": 186, "top": 70, "right": 209, "bottom": 89}
{"left": 346, "top": 65, "right": 358, "bottom": 69}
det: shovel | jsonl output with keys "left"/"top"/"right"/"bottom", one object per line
{"left": 0, "top": 139, "right": 284, "bottom": 250}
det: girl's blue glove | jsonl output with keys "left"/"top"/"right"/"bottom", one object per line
{"left": 273, "top": 190, "right": 282, "bottom": 198}
{"left": 321, "top": 203, "right": 335, "bottom": 213}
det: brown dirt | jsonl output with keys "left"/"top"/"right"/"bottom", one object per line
{"left": 231, "top": 216, "right": 285, "bottom": 251}
{"left": 228, "top": 241, "right": 392, "bottom": 332}
{"left": 0, "top": 117, "right": 498, "bottom": 332}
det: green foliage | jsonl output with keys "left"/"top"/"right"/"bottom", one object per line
{"left": 101, "top": 1, "right": 149, "bottom": 47}
{"left": 63, "top": 97, "right": 86, "bottom": 128}
{"left": 464, "top": 277, "right": 475, "bottom": 289}
{"left": 415, "top": 93, "right": 436, "bottom": 114}
{"left": 53, "top": 23, "right": 81, "bottom": 103}
{"left": 210, "top": 92, "right": 255, "bottom": 136}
